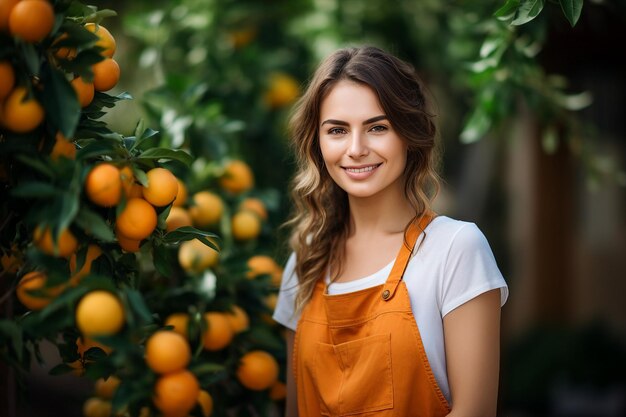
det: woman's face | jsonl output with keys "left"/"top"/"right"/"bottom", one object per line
{"left": 319, "top": 80, "right": 407, "bottom": 200}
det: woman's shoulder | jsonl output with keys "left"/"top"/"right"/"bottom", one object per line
{"left": 427, "top": 215, "right": 484, "bottom": 244}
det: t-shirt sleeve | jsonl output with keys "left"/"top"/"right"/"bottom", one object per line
{"left": 272, "top": 252, "right": 300, "bottom": 330}
{"left": 440, "top": 223, "right": 509, "bottom": 317}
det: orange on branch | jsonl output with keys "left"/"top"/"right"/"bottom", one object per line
{"left": 84, "top": 163, "right": 122, "bottom": 207}
{"left": 143, "top": 167, "right": 178, "bottom": 207}
{"left": 0, "top": 0, "right": 19, "bottom": 31}
{"left": 145, "top": 330, "right": 191, "bottom": 374}
{"left": 119, "top": 166, "right": 143, "bottom": 198}
{"left": 153, "top": 370, "right": 200, "bottom": 417}
{"left": 202, "top": 312, "right": 233, "bottom": 351}
{"left": 269, "top": 381, "right": 287, "bottom": 401}
{"left": 264, "top": 73, "right": 300, "bottom": 108}
{"left": 71, "top": 76, "right": 94, "bottom": 108}
{"left": 178, "top": 238, "right": 219, "bottom": 273}
{"left": 189, "top": 191, "right": 223, "bottom": 227}
{"left": 8, "top": 0, "right": 54, "bottom": 43}
{"left": 197, "top": 390, "right": 213, "bottom": 417}
{"left": 226, "top": 305, "right": 249, "bottom": 334}
{"left": 239, "top": 197, "right": 267, "bottom": 220}
{"left": 0, "top": 60, "right": 15, "bottom": 99}
{"left": 16, "top": 271, "right": 63, "bottom": 310}
{"left": 84, "top": 23, "right": 116, "bottom": 58}
{"left": 52, "top": 33, "right": 77, "bottom": 60}
{"left": 94, "top": 375, "right": 120, "bottom": 400}
{"left": 33, "top": 225, "right": 77, "bottom": 258}
{"left": 69, "top": 244, "right": 102, "bottom": 286}
{"left": 2, "top": 86, "right": 44, "bottom": 133}
{"left": 246, "top": 255, "right": 281, "bottom": 283}
{"left": 232, "top": 210, "right": 261, "bottom": 241}
{"left": 115, "top": 229, "right": 142, "bottom": 253}
{"left": 166, "top": 206, "right": 192, "bottom": 232}
{"left": 92, "top": 58, "right": 120, "bottom": 92}
{"left": 116, "top": 198, "right": 157, "bottom": 240}
{"left": 172, "top": 178, "right": 187, "bottom": 207}
{"left": 219, "top": 160, "right": 254, "bottom": 194}
{"left": 165, "top": 313, "right": 190, "bottom": 338}
{"left": 236, "top": 350, "right": 279, "bottom": 391}
{"left": 50, "top": 132, "right": 76, "bottom": 160}
{"left": 83, "top": 397, "right": 112, "bottom": 417}
{"left": 75, "top": 290, "right": 125, "bottom": 337}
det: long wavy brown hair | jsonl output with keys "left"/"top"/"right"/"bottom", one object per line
{"left": 285, "top": 46, "right": 440, "bottom": 314}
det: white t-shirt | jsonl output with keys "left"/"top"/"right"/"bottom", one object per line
{"left": 272, "top": 215, "right": 509, "bottom": 403}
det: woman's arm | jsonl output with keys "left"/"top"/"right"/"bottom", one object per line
{"left": 443, "top": 288, "right": 502, "bottom": 417}
{"left": 285, "top": 329, "right": 298, "bottom": 417}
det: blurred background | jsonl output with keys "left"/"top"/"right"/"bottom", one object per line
{"left": 8, "top": 0, "right": 626, "bottom": 416}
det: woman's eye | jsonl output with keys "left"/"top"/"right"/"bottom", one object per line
{"left": 328, "top": 127, "right": 346, "bottom": 135}
{"left": 369, "top": 125, "right": 388, "bottom": 133}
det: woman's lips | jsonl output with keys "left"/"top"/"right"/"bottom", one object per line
{"left": 342, "top": 163, "right": 382, "bottom": 179}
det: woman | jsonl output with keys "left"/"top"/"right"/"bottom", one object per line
{"left": 273, "top": 46, "right": 508, "bottom": 417}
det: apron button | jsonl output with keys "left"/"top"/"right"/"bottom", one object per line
{"left": 382, "top": 289, "right": 390, "bottom": 300}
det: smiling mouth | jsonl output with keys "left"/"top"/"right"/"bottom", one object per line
{"left": 342, "top": 163, "right": 382, "bottom": 173}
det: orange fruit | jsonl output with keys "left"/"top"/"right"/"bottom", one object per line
{"left": 83, "top": 397, "right": 112, "bottom": 417}
{"left": 2, "top": 86, "right": 44, "bottom": 133}
{"left": 84, "top": 163, "right": 122, "bottom": 207}
{"left": 226, "top": 305, "right": 249, "bottom": 334}
{"left": 145, "top": 330, "right": 191, "bottom": 374}
{"left": 172, "top": 178, "right": 187, "bottom": 207}
{"left": 153, "top": 369, "right": 200, "bottom": 417}
{"left": 229, "top": 27, "right": 257, "bottom": 49}
{"left": 8, "top": 0, "right": 54, "bottom": 43}
{"left": 84, "top": 23, "right": 116, "bottom": 58}
{"left": 52, "top": 32, "right": 77, "bottom": 60}
{"left": 143, "top": 167, "right": 178, "bottom": 207}
{"left": 269, "top": 381, "right": 287, "bottom": 401}
{"left": 166, "top": 206, "right": 192, "bottom": 232}
{"left": 0, "top": 60, "right": 15, "bottom": 99}
{"left": 178, "top": 239, "right": 219, "bottom": 273}
{"left": 75, "top": 290, "right": 125, "bottom": 336}
{"left": 16, "top": 271, "right": 63, "bottom": 310}
{"left": 232, "top": 210, "right": 261, "bottom": 241}
{"left": 265, "top": 293, "right": 278, "bottom": 311}
{"left": 236, "top": 350, "right": 279, "bottom": 391}
{"left": 239, "top": 197, "right": 267, "bottom": 220}
{"left": 202, "top": 312, "right": 234, "bottom": 351}
{"left": 164, "top": 313, "right": 189, "bottom": 338}
{"left": 246, "top": 255, "right": 282, "bottom": 285}
{"left": 33, "top": 225, "right": 77, "bottom": 258}
{"left": 264, "top": 73, "right": 300, "bottom": 108}
{"left": 94, "top": 375, "right": 120, "bottom": 399}
{"left": 219, "top": 160, "right": 253, "bottom": 194}
{"left": 71, "top": 76, "right": 94, "bottom": 108}
{"left": 92, "top": 58, "right": 120, "bottom": 92}
{"left": 197, "top": 390, "right": 213, "bottom": 417}
{"left": 69, "top": 244, "right": 102, "bottom": 286}
{"left": 115, "top": 229, "right": 142, "bottom": 253}
{"left": 188, "top": 191, "right": 224, "bottom": 227}
{"left": 119, "top": 166, "right": 143, "bottom": 198}
{"left": 116, "top": 198, "right": 157, "bottom": 240}
{"left": 50, "top": 132, "right": 76, "bottom": 160}
{"left": 0, "top": 0, "right": 19, "bottom": 31}
{"left": 0, "top": 245, "right": 21, "bottom": 274}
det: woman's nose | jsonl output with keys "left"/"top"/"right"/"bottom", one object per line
{"left": 346, "top": 132, "right": 369, "bottom": 158}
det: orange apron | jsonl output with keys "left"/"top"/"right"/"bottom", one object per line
{"left": 294, "top": 215, "right": 451, "bottom": 416}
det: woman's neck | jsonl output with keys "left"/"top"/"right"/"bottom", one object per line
{"left": 346, "top": 188, "right": 415, "bottom": 237}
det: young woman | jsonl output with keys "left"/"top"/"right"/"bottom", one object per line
{"left": 273, "top": 46, "right": 508, "bottom": 417}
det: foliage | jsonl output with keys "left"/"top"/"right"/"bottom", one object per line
{"left": 1, "top": 1, "right": 286, "bottom": 416}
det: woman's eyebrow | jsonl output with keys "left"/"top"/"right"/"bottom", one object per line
{"left": 320, "top": 115, "right": 388, "bottom": 126}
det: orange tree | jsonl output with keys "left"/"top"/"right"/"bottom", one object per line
{"left": 0, "top": 1, "right": 286, "bottom": 417}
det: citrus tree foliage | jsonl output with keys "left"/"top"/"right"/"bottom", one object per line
{"left": 1, "top": 1, "right": 286, "bottom": 417}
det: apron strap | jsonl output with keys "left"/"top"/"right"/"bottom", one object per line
{"left": 381, "top": 212, "right": 435, "bottom": 302}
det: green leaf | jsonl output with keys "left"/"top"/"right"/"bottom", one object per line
{"left": 511, "top": 0, "right": 545, "bottom": 26}
{"left": 460, "top": 108, "right": 492, "bottom": 144}
{"left": 75, "top": 208, "right": 116, "bottom": 242}
{"left": 162, "top": 227, "right": 220, "bottom": 249}
{"left": 40, "top": 66, "right": 81, "bottom": 138}
{"left": 152, "top": 243, "right": 175, "bottom": 276}
{"left": 57, "top": 192, "right": 80, "bottom": 233}
{"left": 49, "top": 363, "right": 76, "bottom": 376}
{"left": 494, "top": 0, "right": 520, "bottom": 18}
{"left": 19, "top": 42, "right": 40, "bottom": 75}
{"left": 136, "top": 148, "right": 193, "bottom": 166}
{"left": 560, "top": 0, "right": 583, "bottom": 27}
{"left": 125, "top": 289, "right": 153, "bottom": 324}
{"left": 0, "top": 320, "right": 24, "bottom": 362}
{"left": 15, "top": 155, "right": 55, "bottom": 178}
{"left": 10, "top": 181, "right": 59, "bottom": 198}
{"left": 76, "top": 139, "right": 122, "bottom": 159}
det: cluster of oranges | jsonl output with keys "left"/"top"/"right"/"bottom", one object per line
{"left": 0, "top": 0, "right": 120, "bottom": 133}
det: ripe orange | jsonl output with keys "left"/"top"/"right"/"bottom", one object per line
{"left": 239, "top": 197, "right": 267, "bottom": 220}
{"left": 232, "top": 210, "right": 261, "bottom": 241}
{"left": 178, "top": 239, "right": 219, "bottom": 273}
{"left": 92, "top": 58, "right": 120, "bottom": 92}
{"left": 33, "top": 225, "right": 77, "bottom": 258}
{"left": 16, "top": 271, "right": 63, "bottom": 310}
{"left": 264, "top": 73, "right": 300, "bottom": 108}
{"left": 0, "top": 245, "right": 21, "bottom": 274}
{"left": 83, "top": 397, "right": 112, "bottom": 417}
{"left": 85, "top": 163, "right": 122, "bottom": 207}
{"left": 188, "top": 191, "right": 224, "bottom": 227}
{"left": 116, "top": 198, "right": 157, "bottom": 240}
{"left": 226, "top": 305, "right": 249, "bottom": 334}
{"left": 2, "top": 86, "right": 44, "bottom": 133}
{"left": 246, "top": 255, "right": 282, "bottom": 285}
{"left": 52, "top": 32, "right": 77, "bottom": 60}
{"left": 172, "top": 178, "right": 187, "bottom": 207}
{"left": 69, "top": 244, "right": 102, "bottom": 286}
{"left": 143, "top": 167, "right": 178, "bottom": 207}
{"left": 269, "top": 381, "right": 287, "bottom": 401}
{"left": 75, "top": 290, "right": 125, "bottom": 336}
{"left": 265, "top": 293, "right": 278, "bottom": 311}
{"left": 50, "top": 132, "right": 76, "bottom": 160}
{"left": 94, "top": 375, "right": 120, "bottom": 399}
{"left": 229, "top": 27, "right": 257, "bottom": 49}
{"left": 166, "top": 206, "right": 192, "bottom": 232}
{"left": 0, "top": 0, "right": 19, "bottom": 31}
{"left": 115, "top": 229, "right": 141, "bottom": 253}
{"left": 71, "top": 76, "right": 94, "bottom": 108}
{"left": 197, "top": 390, "right": 213, "bottom": 417}
{"left": 8, "top": 0, "right": 54, "bottom": 43}
{"left": 153, "top": 369, "right": 200, "bottom": 417}
{"left": 219, "top": 160, "right": 254, "bottom": 194}
{"left": 236, "top": 350, "right": 279, "bottom": 391}
{"left": 84, "top": 23, "right": 116, "bottom": 58}
{"left": 165, "top": 313, "right": 189, "bottom": 338}
{"left": 145, "top": 330, "right": 191, "bottom": 374}
{"left": 0, "top": 60, "right": 15, "bottom": 99}
{"left": 119, "top": 166, "right": 143, "bottom": 198}
{"left": 202, "top": 312, "right": 234, "bottom": 351}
